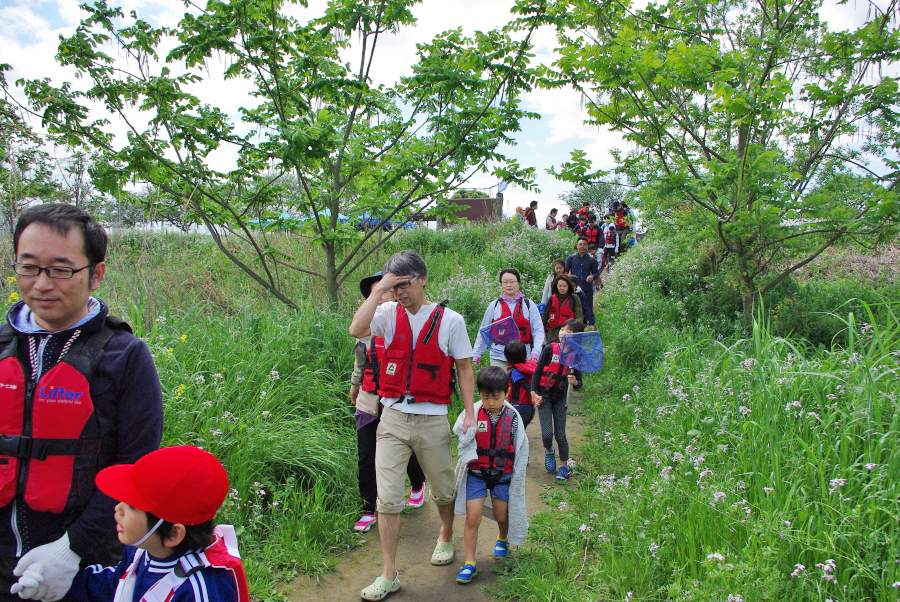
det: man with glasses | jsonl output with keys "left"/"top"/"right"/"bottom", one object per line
{"left": 2, "top": 204, "right": 162, "bottom": 602}
{"left": 349, "top": 250, "right": 475, "bottom": 601}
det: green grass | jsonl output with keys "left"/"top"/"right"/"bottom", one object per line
{"left": 4, "top": 220, "right": 893, "bottom": 600}
{"left": 492, "top": 238, "right": 900, "bottom": 601}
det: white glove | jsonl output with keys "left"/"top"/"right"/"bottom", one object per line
{"left": 11, "top": 533, "right": 81, "bottom": 601}
{"left": 9, "top": 564, "right": 43, "bottom": 599}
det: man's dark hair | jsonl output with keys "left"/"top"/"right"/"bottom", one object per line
{"left": 14, "top": 203, "right": 108, "bottom": 265}
{"left": 576, "top": 237, "right": 588, "bottom": 247}
{"left": 476, "top": 365, "right": 508, "bottom": 396}
{"left": 562, "top": 318, "right": 585, "bottom": 333}
{"left": 530, "top": 200, "right": 538, "bottom": 208}
{"left": 550, "top": 208, "right": 558, "bottom": 214}
{"left": 504, "top": 340, "right": 527, "bottom": 365}
{"left": 498, "top": 268, "right": 520, "bottom": 283}
{"left": 146, "top": 512, "right": 215, "bottom": 555}
{"left": 382, "top": 250, "right": 427, "bottom": 279}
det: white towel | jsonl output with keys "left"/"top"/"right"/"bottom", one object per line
{"left": 453, "top": 401, "right": 530, "bottom": 546}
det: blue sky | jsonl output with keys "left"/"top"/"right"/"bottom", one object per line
{"left": 0, "top": 0, "right": 883, "bottom": 218}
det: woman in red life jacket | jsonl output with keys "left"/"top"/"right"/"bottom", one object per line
{"left": 541, "top": 275, "right": 583, "bottom": 344}
{"left": 502, "top": 340, "right": 535, "bottom": 428}
{"left": 530, "top": 320, "right": 584, "bottom": 481}
{"left": 472, "top": 269, "right": 545, "bottom": 369}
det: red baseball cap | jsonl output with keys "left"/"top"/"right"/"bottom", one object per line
{"left": 96, "top": 446, "right": 229, "bottom": 525}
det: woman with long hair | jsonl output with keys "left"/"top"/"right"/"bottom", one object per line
{"left": 542, "top": 274, "right": 583, "bottom": 344}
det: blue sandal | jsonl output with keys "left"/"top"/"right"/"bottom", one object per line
{"left": 456, "top": 563, "right": 477, "bottom": 584}
{"left": 493, "top": 539, "right": 509, "bottom": 557}
{"left": 545, "top": 449, "right": 557, "bottom": 473}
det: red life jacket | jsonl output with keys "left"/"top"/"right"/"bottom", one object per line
{"left": 378, "top": 303, "right": 454, "bottom": 404}
{"left": 547, "top": 294, "right": 577, "bottom": 329}
{"left": 360, "top": 337, "right": 385, "bottom": 394}
{"left": 506, "top": 361, "right": 536, "bottom": 405}
{"left": 469, "top": 407, "right": 515, "bottom": 476}
{"left": 585, "top": 225, "right": 600, "bottom": 245}
{"left": 605, "top": 228, "right": 618, "bottom": 247}
{"left": 615, "top": 207, "right": 628, "bottom": 228}
{"left": 498, "top": 298, "right": 532, "bottom": 345}
{"left": 114, "top": 525, "right": 249, "bottom": 602}
{"left": 0, "top": 324, "right": 119, "bottom": 513}
{"left": 538, "top": 342, "right": 570, "bottom": 392}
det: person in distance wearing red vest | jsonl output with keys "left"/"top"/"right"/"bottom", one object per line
{"left": 350, "top": 273, "right": 426, "bottom": 534}
{"left": 531, "top": 320, "right": 585, "bottom": 481}
{"left": 349, "top": 250, "right": 475, "bottom": 602}
{"left": 2, "top": 204, "right": 162, "bottom": 602}
{"left": 502, "top": 341, "right": 536, "bottom": 429}
{"left": 472, "top": 269, "right": 545, "bottom": 369}
{"left": 12, "top": 446, "right": 248, "bottom": 602}
{"left": 451, "top": 367, "right": 529, "bottom": 585}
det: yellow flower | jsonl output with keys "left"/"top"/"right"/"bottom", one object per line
{"left": 7, "top": 292, "right": 19, "bottom": 304}
{"left": 180, "top": 334, "right": 187, "bottom": 343}
{"left": 6, "top": 276, "right": 16, "bottom": 285}
{"left": 174, "top": 384, "right": 187, "bottom": 399}
{"left": 164, "top": 347, "right": 174, "bottom": 359}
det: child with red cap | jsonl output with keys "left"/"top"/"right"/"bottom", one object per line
{"left": 11, "top": 446, "right": 248, "bottom": 602}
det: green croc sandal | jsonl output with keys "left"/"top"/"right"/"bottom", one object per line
{"left": 360, "top": 572, "right": 400, "bottom": 601}
{"left": 430, "top": 539, "right": 455, "bottom": 565}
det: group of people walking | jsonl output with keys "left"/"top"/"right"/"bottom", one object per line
{"left": 517, "top": 199, "right": 635, "bottom": 277}
{"left": 349, "top": 246, "right": 599, "bottom": 599}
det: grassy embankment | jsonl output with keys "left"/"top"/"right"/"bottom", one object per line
{"left": 5, "top": 221, "right": 894, "bottom": 600}
{"left": 492, "top": 236, "right": 900, "bottom": 601}
{"left": 0, "top": 221, "right": 574, "bottom": 600}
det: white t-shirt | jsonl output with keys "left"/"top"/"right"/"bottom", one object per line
{"left": 370, "top": 301, "right": 473, "bottom": 415}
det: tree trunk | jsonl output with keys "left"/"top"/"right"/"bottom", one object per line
{"left": 735, "top": 245, "right": 757, "bottom": 325}
{"left": 324, "top": 241, "right": 339, "bottom": 305}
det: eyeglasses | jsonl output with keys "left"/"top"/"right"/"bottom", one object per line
{"left": 390, "top": 278, "right": 417, "bottom": 291}
{"left": 13, "top": 262, "right": 95, "bottom": 279}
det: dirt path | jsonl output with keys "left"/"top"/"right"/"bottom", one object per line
{"left": 285, "top": 395, "right": 588, "bottom": 602}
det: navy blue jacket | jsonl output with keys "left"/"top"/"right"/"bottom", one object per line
{"left": 565, "top": 253, "right": 600, "bottom": 292}
{"left": 0, "top": 300, "right": 162, "bottom": 590}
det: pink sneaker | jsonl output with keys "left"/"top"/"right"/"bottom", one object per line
{"left": 354, "top": 513, "right": 377, "bottom": 532}
{"left": 407, "top": 483, "right": 426, "bottom": 508}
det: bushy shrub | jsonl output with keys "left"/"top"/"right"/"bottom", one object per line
{"left": 771, "top": 278, "right": 900, "bottom": 348}
{"left": 430, "top": 264, "right": 498, "bottom": 327}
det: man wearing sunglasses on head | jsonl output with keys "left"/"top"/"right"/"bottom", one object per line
{"left": 349, "top": 249, "right": 476, "bottom": 601}
{"left": 1, "top": 204, "right": 162, "bottom": 602}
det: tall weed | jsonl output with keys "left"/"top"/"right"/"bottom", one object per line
{"left": 497, "top": 304, "right": 900, "bottom": 600}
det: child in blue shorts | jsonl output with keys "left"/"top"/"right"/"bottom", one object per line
{"left": 452, "top": 367, "right": 529, "bottom": 585}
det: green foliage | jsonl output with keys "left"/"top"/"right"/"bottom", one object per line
{"left": 497, "top": 304, "right": 900, "bottom": 601}
{"left": 557, "top": 181, "right": 625, "bottom": 213}
{"left": 6, "top": 0, "right": 550, "bottom": 304}
{"left": 0, "top": 97, "right": 61, "bottom": 232}
{"left": 771, "top": 280, "right": 900, "bottom": 348}
{"left": 535, "top": 0, "right": 900, "bottom": 310}
{"left": 127, "top": 305, "right": 359, "bottom": 598}
{"left": 451, "top": 189, "right": 489, "bottom": 199}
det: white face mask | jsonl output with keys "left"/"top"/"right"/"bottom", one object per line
{"left": 134, "top": 518, "right": 165, "bottom": 546}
